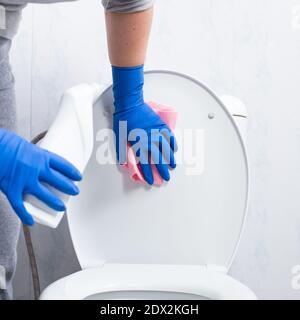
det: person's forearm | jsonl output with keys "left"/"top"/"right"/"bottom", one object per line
{"left": 104, "top": 7, "right": 153, "bottom": 67}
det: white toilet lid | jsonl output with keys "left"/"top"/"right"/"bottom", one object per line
{"left": 67, "top": 71, "right": 249, "bottom": 271}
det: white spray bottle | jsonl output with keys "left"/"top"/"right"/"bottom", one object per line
{"left": 24, "top": 83, "right": 105, "bottom": 228}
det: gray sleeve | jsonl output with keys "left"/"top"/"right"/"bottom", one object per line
{"left": 102, "top": 0, "right": 154, "bottom": 13}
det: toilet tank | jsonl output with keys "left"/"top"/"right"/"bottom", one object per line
{"left": 66, "top": 71, "right": 249, "bottom": 272}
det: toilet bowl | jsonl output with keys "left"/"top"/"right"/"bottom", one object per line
{"left": 40, "top": 71, "right": 256, "bottom": 300}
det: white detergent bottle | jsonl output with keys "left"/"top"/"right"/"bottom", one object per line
{"left": 24, "top": 83, "right": 106, "bottom": 228}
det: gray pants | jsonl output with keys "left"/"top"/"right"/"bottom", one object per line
{"left": 0, "top": 36, "right": 20, "bottom": 300}
{"left": 0, "top": 0, "right": 153, "bottom": 300}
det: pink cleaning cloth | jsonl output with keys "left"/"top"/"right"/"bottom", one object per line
{"left": 121, "top": 101, "right": 178, "bottom": 186}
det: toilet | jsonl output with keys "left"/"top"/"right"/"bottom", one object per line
{"left": 39, "top": 71, "right": 256, "bottom": 300}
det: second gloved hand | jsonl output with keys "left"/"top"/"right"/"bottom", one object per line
{"left": 112, "top": 65, "right": 178, "bottom": 185}
{"left": 0, "top": 129, "right": 82, "bottom": 226}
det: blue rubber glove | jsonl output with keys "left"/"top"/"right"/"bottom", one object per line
{"left": 112, "top": 65, "right": 177, "bottom": 185}
{"left": 0, "top": 129, "right": 82, "bottom": 226}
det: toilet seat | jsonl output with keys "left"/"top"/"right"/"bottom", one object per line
{"left": 40, "top": 263, "right": 256, "bottom": 300}
{"left": 40, "top": 71, "right": 256, "bottom": 299}
{"left": 67, "top": 71, "right": 249, "bottom": 271}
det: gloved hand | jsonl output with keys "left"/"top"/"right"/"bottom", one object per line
{"left": 0, "top": 129, "right": 82, "bottom": 226}
{"left": 112, "top": 65, "right": 178, "bottom": 185}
